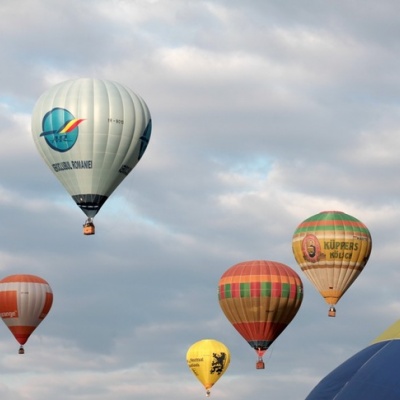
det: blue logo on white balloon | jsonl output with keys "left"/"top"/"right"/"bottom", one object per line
{"left": 40, "top": 108, "right": 85, "bottom": 152}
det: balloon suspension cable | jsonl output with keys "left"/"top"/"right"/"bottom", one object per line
{"left": 206, "top": 389, "right": 211, "bottom": 397}
{"left": 328, "top": 306, "right": 336, "bottom": 318}
{"left": 18, "top": 345, "right": 24, "bottom": 355}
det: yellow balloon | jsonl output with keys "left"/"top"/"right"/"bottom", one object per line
{"left": 186, "top": 339, "right": 230, "bottom": 397}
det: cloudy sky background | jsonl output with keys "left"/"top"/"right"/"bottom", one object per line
{"left": 1, "top": 0, "right": 400, "bottom": 398}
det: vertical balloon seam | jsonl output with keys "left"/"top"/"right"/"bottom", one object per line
{"left": 230, "top": 265, "right": 252, "bottom": 345}
{"left": 331, "top": 214, "right": 349, "bottom": 299}
{"left": 339, "top": 213, "right": 360, "bottom": 298}
{"left": 274, "top": 264, "right": 302, "bottom": 341}
{"left": 260, "top": 261, "right": 276, "bottom": 347}
{"left": 96, "top": 79, "right": 114, "bottom": 197}
{"left": 331, "top": 213, "right": 340, "bottom": 298}
{"left": 336, "top": 220, "right": 357, "bottom": 302}
{"left": 246, "top": 262, "right": 261, "bottom": 348}
{"left": 219, "top": 265, "right": 250, "bottom": 347}
{"left": 121, "top": 91, "right": 149, "bottom": 169}
{"left": 108, "top": 83, "right": 137, "bottom": 193}
{"left": 59, "top": 80, "right": 83, "bottom": 197}
{"left": 255, "top": 262, "right": 266, "bottom": 339}
{"left": 107, "top": 81, "right": 125, "bottom": 178}
{"left": 86, "top": 78, "right": 98, "bottom": 196}
{"left": 87, "top": 78, "right": 103, "bottom": 198}
{"left": 277, "top": 267, "right": 297, "bottom": 334}
{"left": 242, "top": 262, "right": 267, "bottom": 349}
{"left": 64, "top": 80, "right": 82, "bottom": 196}
{"left": 325, "top": 212, "right": 344, "bottom": 304}
{"left": 331, "top": 213, "right": 368, "bottom": 303}
{"left": 341, "top": 219, "right": 371, "bottom": 300}
{"left": 102, "top": 82, "right": 147, "bottom": 198}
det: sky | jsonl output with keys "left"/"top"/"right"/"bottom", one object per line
{"left": 1, "top": 0, "right": 400, "bottom": 399}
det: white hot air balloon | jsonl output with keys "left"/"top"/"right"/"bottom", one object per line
{"left": 31, "top": 78, "right": 152, "bottom": 235}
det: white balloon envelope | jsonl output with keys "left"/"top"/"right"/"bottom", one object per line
{"left": 31, "top": 78, "right": 152, "bottom": 234}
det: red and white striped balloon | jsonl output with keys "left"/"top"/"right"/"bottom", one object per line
{"left": 0, "top": 274, "right": 53, "bottom": 353}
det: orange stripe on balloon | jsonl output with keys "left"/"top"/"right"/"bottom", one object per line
{"left": 0, "top": 274, "right": 50, "bottom": 284}
{"left": 8, "top": 326, "right": 36, "bottom": 345}
{"left": 0, "top": 290, "right": 18, "bottom": 317}
{"left": 219, "top": 274, "right": 297, "bottom": 285}
{"left": 40, "top": 292, "right": 53, "bottom": 319}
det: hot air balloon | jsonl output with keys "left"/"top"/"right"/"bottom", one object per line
{"left": 306, "top": 319, "right": 400, "bottom": 399}
{"left": 186, "top": 339, "right": 230, "bottom": 397}
{"left": 31, "top": 78, "right": 152, "bottom": 235}
{"left": 292, "top": 211, "right": 372, "bottom": 317}
{"left": 0, "top": 274, "right": 53, "bottom": 354}
{"left": 218, "top": 260, "right": 303, "bottom": 369}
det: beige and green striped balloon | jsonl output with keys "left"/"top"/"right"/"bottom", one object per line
{"left": 292, "top": 211, "right": 372, "bottom": 316}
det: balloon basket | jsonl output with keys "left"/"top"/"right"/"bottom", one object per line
{"left": 83, "top": 220, "right": 95, "bottom": 235}
{"left": 328, "top": 307, "right": 336, "bottom": 317}
{"left": 18, "top": 346, "right": 24, "bottom": 355}
{"left": 256, "top": 360, "right": 265, "bottom": 369}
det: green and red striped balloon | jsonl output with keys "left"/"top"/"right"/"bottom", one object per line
{"left": 218, "top": 260, "right": 303, "bottom": 369}
{"left": 292, "top": 210, "right": 372, "bottom": 317}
